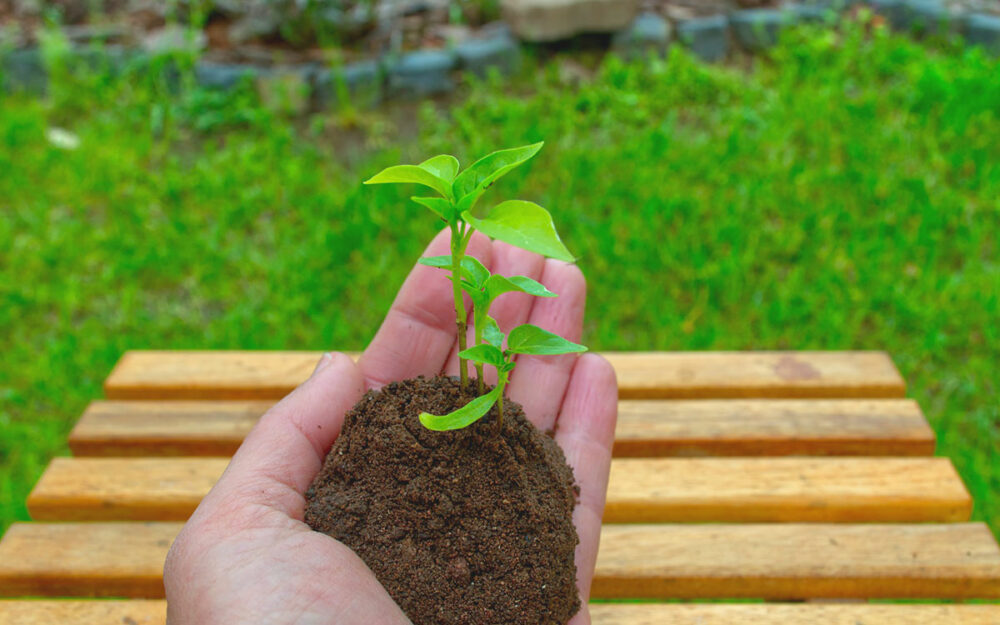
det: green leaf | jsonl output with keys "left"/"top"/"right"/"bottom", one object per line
{"left": 463, "top": 200, "right": 575, "bottom": 262}
{"left": 453, "top": 142, "right": 543, "bottom": 210}
{"left": 418, "top": 254, "right": 489, "bottom": 289}
{"left": 461, "top": 256, "right": 490, "bottom": 289}
{"left": 419, "top": 154, "right": 460, "bottom": 182}
{"left": 458, "top": 344, "right": 506, "bottom": 367}
{"left": 506, "top": 324, "right": 587, "bottom": 356}
{"left": 411, "top": 196, "right": 456, "bottom": 221}
{"left": 364, "top": 165, "right": 452, "bottom": 200}
{"left": 419, "top": 385, "right": 502, "bottom": 431}
{"left": 483, "top": 316, "right": 504, "bottom": 348}
{"left": 418, "top": 255, "right": 452, "bottom": 269}
{"left": 484, "top": 274, "right": 556, "bottom": 304}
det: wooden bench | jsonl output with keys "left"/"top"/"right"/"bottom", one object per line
{"left": 2, "top": 350, "right": 999, "bottom": 623}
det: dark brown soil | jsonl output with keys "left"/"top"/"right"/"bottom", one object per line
{"left": 305, "top": 375, "right": 580, "bottom": 625}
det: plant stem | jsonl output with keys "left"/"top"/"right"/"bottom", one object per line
{"left": 496, "top": 390, "right": 505, "bottom": 433}
{"left": 474, "top": 313, "right": 485, "bottom": 394}
{"left": 451, "top": 222, "right": 470, "bottom": 391}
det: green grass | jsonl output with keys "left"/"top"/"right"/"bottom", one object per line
{"left": 1, "top": 19, "right": 998, "bottom": 542}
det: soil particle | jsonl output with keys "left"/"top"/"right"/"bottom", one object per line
{"left": 305, "top": 375, "right": 580, "bottom": 625}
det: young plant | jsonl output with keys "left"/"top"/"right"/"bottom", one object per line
{"left": 364, "top": 142, "right": 573, "bottom": 391}
{"left": 418, "top": 254, "right": 557, "bottom": 393}
{"left": 418, "top": 320, "right": 587, "bottom": 432}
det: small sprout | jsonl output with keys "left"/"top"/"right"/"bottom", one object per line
{"left": 420, "top": 323, "right": 586, "bottom": 432}
{"left": 365, "top": 142, "right": 585, "bottom": 432}
{"left": 419, "top": 255, "right": 557, "bottom": 393}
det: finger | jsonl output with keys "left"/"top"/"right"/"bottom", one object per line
{"left": 199, "top": 352, "right": 365, "bottom": 522}
{"left": 442, "top": 240, "right": 546, "bottom": 385}
{"left": 566, "top": 606, "right": 592, "bottom": 625}
{"left": 554, "top": 354, "right": 618, "bottom": 606}
{"left": 506, "top": 260, "right": 587, "bottom": 431}
{"left": 360, "top": 229, "right": 491, "bottom": 389}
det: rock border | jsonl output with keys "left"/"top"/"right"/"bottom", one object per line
{"left": 2, "top": 2, "right": 999, "bottom": 108}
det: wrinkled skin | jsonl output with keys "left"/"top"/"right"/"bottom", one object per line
{"left": 164, "top": 230, "right": 618, "bottom": 624}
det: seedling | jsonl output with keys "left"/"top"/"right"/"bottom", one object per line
{"left": 420, "top": 320, "right": 586, "bottom": 432}
{"left": 364, "top": 142, "right": 586, "bottom": 431}
{"left": 418, "top": 254, "right": 557, "bottom": 393}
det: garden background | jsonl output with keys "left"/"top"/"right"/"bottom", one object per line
{"left": 1, "top": 12, "right": 998, "bottom": 541}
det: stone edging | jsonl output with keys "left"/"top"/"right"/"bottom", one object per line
{"left": 2, "top": 2, "right": 998, "bottom": 110}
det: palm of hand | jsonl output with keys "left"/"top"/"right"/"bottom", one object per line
{"left": 164, "top": 230, "right": 618, "bottom": 625}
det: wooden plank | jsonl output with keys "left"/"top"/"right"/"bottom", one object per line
{"left": 69, "top": 400, "right": 274, "bottom": 457}
{"left": 603, "top": 457, "right": 971, "bottom": 523}
{"left": 0, "top": 600, "right": 166, "bottom": 624}
{"left": 27, "top": 457, "right": 971, "bottom": 523}
{"left": 0, "top": 523, "right": 177, "bottom": 598}
{"left": 592, "top": 524, "right": 1000, "bottom": 599}
{"left": 69, "top": 398, "right": 936, "bottom": 458}
{"left": 3, "top": 602, "right": 1000, "bottom": 625}
{"left": 587, "top": 604, "right": 1000, "bottom": 624}
{"left": 2, "top": 522, "right": 999, "bottom": 599}
{"left": 614, "top": 399, "right": 934, "bottom": 457}
{"left": 102, "top": 351, "right": 906, "bottom": 400}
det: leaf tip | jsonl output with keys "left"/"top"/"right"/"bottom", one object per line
{"left": 418, "top": 412, "right": 444, "bottom": 431}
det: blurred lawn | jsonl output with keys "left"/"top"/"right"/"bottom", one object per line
{"left": 1, "top": 19, "right": 997, "bottom": 540}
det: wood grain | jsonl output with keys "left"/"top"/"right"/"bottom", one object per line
{"left": 3, "top": 602, "right": 1000, "bottom": 625}
{"left": 0, "top": 523, "right": 177, "bottom": 598}
{"left": 3, "top": 522, "right": 999, "bottom": 599}
{"left": 593, "top": 523, "right": 1000, "bottom": 599}
{"left": 69, "top": 400, "right": 275, "bottom": 457}
{"left": 69, "top": 398, "right": 936, "bottom": 458}
{"left": 26, "top": 457, "right": 972, "bottom": 523}
{"left": 614, "top": 398, "right": 933, "bottom": 457}
{"left": 587, "top": 604, "right": 1000, "bottom": 624}
{"left": 603, "top": 457, "right": 970, "bottom": 522}
{"left": 102, "top": 351, "right": 906, "bottom": 400}
{"left": 0, "top": 600, "right": 166, "bottom": 624}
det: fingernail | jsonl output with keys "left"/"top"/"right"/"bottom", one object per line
{"left": 312, "top": 352, "right": 335, "bottom": 376}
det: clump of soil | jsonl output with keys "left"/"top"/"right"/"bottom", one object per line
{"left": 305, "top": 375, "right": 580, "bottom": 625}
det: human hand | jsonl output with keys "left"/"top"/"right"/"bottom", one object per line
{"left": 164, "top": 229, "right": 618, "bottom": 625}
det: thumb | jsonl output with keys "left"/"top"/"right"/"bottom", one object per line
{"left": 204, "top": 352, "right": 366, "bottom": 520}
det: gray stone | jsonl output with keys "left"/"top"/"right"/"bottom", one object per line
{"left": 869, "top": 0, "right": 908, "bottom": 29}
{"left": 455, "top": 28, "right": 521, "bottom": 76}
{"left": 317, "top": 3, "right": 376, "bottom": 39}
{"left": 228, "top": 6, "right": 283, "bottom": 44}
{"left": 612, "top": 11, "right": 672, "bottom": 59}
{"left": 61, "top": 24, "right": 129, "bottom": 45}
{"left": 677, "top": 14, "right": 729, "bottom": 62}
{"left": 965, "top": 12, "right": 1000, "bottom": 53}
{"left": 730, "top": 9, "right": 798, "bottom": 52}
{"left": 799, "top": 0, "right": 860, "bottom": 8}
{"left": 899, "top": 0, "right": 951, "bottom": 36}
{"left": 142, "top": 25, "right": 207, "bottom": 54}
{"left": 790, "top": 3, "right": 840, "bottom": 23}
{"left": 195, "top": 61, "right": 262, "bottom": 90}
{"left": 2, "top": 48, "right": 46, "bottom": 93}
{"left": 313, "top": 59, "right": 382, "bottom": 108}
{"left": 501, "top": 0, "right": 640, "bottom": 42}
{"left": 388, "top": 49, "right": 455, "bottom": 96}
